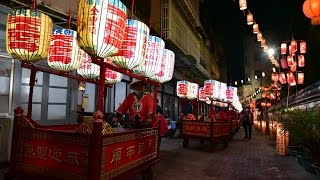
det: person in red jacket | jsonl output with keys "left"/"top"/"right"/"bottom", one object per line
{"left": 241, "top": 106, "right": 254, "bottom": 139}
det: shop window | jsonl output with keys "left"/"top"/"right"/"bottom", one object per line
{"left": 0, "top": 57, "right": 13, "bottom": 115}
{"left": 115, "top": 81, "right": 127, "bottom": 110}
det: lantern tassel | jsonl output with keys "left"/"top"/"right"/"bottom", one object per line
{"left": 68, "top": 10, "right": 72, "bottom": 29}
{"left": 130, "top": 0, "right": 135, "bottom": 19}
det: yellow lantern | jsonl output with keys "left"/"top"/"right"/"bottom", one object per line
{"left": 48, "top": 28, "right": 82, "bottom": 72}
{"left": 253, "top": 24, "right": 259, "bottom": 34}
{"left": 247, "top": 13, "right": 254, "bottom": 25}
{"left": 6, "top": 9, "right": 52, "bottom": 62}
{"left": 77, "top": 0, "right": 127, "bottom": 58}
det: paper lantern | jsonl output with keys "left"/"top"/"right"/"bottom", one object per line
{"left": 104, "top": 60, "right": 123, "bottom": 84}
{"left": 257, "top": 32, "right": 263, "bottom": 41}
{"left": 298, "top": 55, "right": 305, "bottom": 67}
{"left": 281, "top": 43, "right": 287, "bottom": 55}
{"left": 253, "top": 24, "right": 259, "bottom": 34}
{"left": 239, "top": 0, "right": 247, "bottom": 10}
{"left": 48, "top": 28, "right": 81, "bottom": 72}
{"left": 281, "top": 57, "right": 288, "bottom": 69}
{"left": 271, "top": 73, "right": 279, "bottom": 83}
{"left": 279, "top": 73, "right": 287, "bottom": 84}
{"left": 77, "top": 0, "right": 127, "bottom": 58}
{"left": 298, "top": 73, "right": 304, "bottom": 84}
{"left": 263, "top": 45, "right": 269, "bottom": 52}
{"left": 290, "top": 61, "right": 297, "bottom": 72}
{"left": 204, "top": 80, "right": 220, "bottom": 99}
{"left": 109, "top": 19, "right": 149, "bottom": 69}
{"left": 187, "top": 83, "right": 199, "bottom": 100}
{"left": 219, "top": 82, "right": 227, "bottom": 100}
{"left": 77, "top": 51, "right": 100, "bottom": 79}
{"left": 287, "top": 55, "right": 293, "bottom": 66}
{"left": 261, "top": 39, "right": 266, "bottom": 47}
{"left": 290, "top": 40, "right": 297, "bottom": 55}
{"left": 6, "top": 9, "right": 53, "bottom": 62}
{"left": 134, "top": 36, "right": 165, "bottom": 77}
{"left": 0, "top": 76, "right": 10, "bottom": 95}
{"left": 287, "top": 72, "right": 296, "bottom": 86}
{"left": 300, "top": 41, "right": 306, "bottom": 53}
{"left": 198, "top": 87, "right": 207, "bottom": 102}
{"left": 150, "top": 49, "right": 175, "bottom": 83}
{"left": 177, "top": 81, "right": 189, "bottom": 98}
{"left": 247, "top": 13, "right": 254, "bottom": 25}
{"left": 303, "top": 0, "right": 320, "bottom": 25}
{"left": 226, "top": 86, "right": 235, "bottom": 102}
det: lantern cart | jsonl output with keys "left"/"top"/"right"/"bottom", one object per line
{"left": 6, "top": 59, "right": 160, "bottom": 180}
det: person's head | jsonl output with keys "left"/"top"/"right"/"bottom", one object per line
{"left": 130, "top": 79, "right": 147, "bottom": 96}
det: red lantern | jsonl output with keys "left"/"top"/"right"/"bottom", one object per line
{"left": 300, "top": 41, "right": 307, "bottom": 53}
{"left": 287, "top": 72, "right": 296, "bottom": 86}
{"left": 253, "top": 24, "right": 259, "bottom": 34}
{"left": 247, "top": 13, "right": 254, "bottom": 25}
{"left": 291, "top": 40, "right": 297, "bottom": 55}
{"left": 198, "top": 87, "right": 207, "bottom": 102}
{"left": 298, "top": 73, "right": 305, "bottom": 84}
{"left": 303, "top": 0, "right": 320, "bottom": 25}
{"left": 279, "top": 73, "right": 287, "bottom": 84}
{"left": 271, "top": 73, "right": 279, "bottom": 83}
{"left": 287, "top": 55, "right": 293, "bottom": 66}
{"left": 204, "top": 80, "right": 220, "bottom": 99}
{"left": 281, "top": 43, "right": 287, "bottom": 55}
{"left": 298, "top": 55, "right": 305, "bottom": 67}
{"left": 177, "top": 81, "right": 189, "bottom": 98}
{"left": 290, "top": 61, "right": 297, "bottom": 72}
{"left": 281, "top": 57, "right": 288, "bottom": 69}
{"left": 239, "top": 0, "right": 247, "bottom": 10}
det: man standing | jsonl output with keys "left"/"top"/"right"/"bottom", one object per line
{"left": 241, "top": 107, "right": 254, "bottom": 139}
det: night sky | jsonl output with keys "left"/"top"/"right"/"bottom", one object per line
{"left": 201, "top": 0, "right": 313, "bottom": 86}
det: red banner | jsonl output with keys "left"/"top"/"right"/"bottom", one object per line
{"left": 182, "top": 122, "right": 210, "bottom": 137}
{"left": 22, "top": 138, "right": 85, "bottom": 174}
{"left": 213, "top": 123, "right": 231, "bottom": 137}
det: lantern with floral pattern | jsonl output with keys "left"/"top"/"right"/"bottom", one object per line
{"left": 290, "top": 61, "right": 297, "bottom": 72}
{"left": 287, "top": 72, "right": 296, "bottom": 86}
{"left": 298, "top": 55, "right": 305, "bottom": 67}
{"left": 300, "top": 41, "right": 306, "bottom": 53}
{"left": 290, "top": 40, "right": 297, "bottom": 55}
{"left": 279, "top": 73, "right": 287, "bottom": 84}
{"left": 297, "top": 73, "right": 304, "bottom": 84}
{"left": 287, "top": 55, "right": 293, "bottom": 66}
{"left": 281, "top": 57, "right": 288, "bottom": 69}
{"left": 271, "top": 73, "right": 279, "bottom": 83}
{"left": 281, "top": 43, "right": 287, "bottom": 55}
{"left": 257, "top": 32, "right": 263, "bottom": 41}
{"left": 6, "top": 9, "right": 53, "bottom": 62}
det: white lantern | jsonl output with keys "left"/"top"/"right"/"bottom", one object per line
{"left": 226, "top": 86, "right": 234, "bottom": 102}
{"left": 133, "top": 36, "right": 165, "bottom": 77}
{"left": 247, "top": 12, "right": 254, "bottom": 25}
{"left": 187, "top": 83, "right": 199, "bottom": 100}
{"left": 198, "top": 87, "right": 207, "bottom": 102}
{"left": 177, "top": 80, "right": 189, "bottom": 98}
{"left": 77, "top": 0, "right": 127, "bottom": 58}
{"left": 48, "top": 28, "right": 82, "bottom": 72}
{"left": 204, "top": 80, "right": 220, "bottom": 99}
{"left": 150, "top": 49, "right": 175, "bottom": 83}
{"left": 239, "top": 0, "right": 247, "bottom": 10}
{"left": 77, "top": 51, "right": 100, "bottom": 79}
{"left": 220, "top": 82, "right": 227, "bottom": 101}
{"left": 104, "top": 60, "right": 123, "bottom": 84}
{"left": 109, "top": 19, "right": 149, "bottom": 69}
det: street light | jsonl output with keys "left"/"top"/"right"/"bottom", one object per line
{"left": 262, "top": 72, "right": 266, "bottom": 77}
{"left": 235, "top": 81, "right": 238, "bottom": 85}
{"left": 241, "top": 80, "right": 244, "bottom": 84}
{"left": 255, "top": 75, "right": 258, "bottom": 80}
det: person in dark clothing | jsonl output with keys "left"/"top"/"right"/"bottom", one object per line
{"left": 241, "top": 107, "right": 254, "bottom": 139}
{"left": 182, "top": 100, "right": 193, "bottom": 116}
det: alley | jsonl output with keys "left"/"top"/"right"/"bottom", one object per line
{"left": 153, "top": 129, "right": 317, "bottom": 180}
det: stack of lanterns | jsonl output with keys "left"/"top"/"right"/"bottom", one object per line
{"left": 279, "top": 40, "right": 306, "bottom": 86}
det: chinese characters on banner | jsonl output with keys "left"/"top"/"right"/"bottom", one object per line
{"left": 77, "top": 50, "right": 100, "bottom": 79}
{"left": 110, "top": 19, "right": 149, "bottom": 70}
{"left": 22, "top": 138, "right": 84, "bottom": 174}
{"left": 6, "top": 9, "right": 52, "bottom": 62}
{"left": 48, "top": 28, "right": 82, "bottom": 72}
{"left": 77, "top": 0, "right": 127, "bottom": 58}
{"left": 182, "top": 123, "right": 210, "bottom": 137}
{"left": 204, "top": 80, "right": 220, "bottom": 100}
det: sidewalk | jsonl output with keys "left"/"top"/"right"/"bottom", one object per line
{"left": 153, "top": 128, "right": 318, "bottom": 180}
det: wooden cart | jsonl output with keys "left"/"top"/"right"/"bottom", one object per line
{"left": 5, "top": 59, "right": 161, "bottom": 180}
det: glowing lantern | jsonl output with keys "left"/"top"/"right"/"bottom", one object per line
{"left": 226, "top": 86, "right": 234, "bottom": 102}
{"left": 239, "top": 0, "right": 247, "bottom": 10}
{"left": 261, "top": 39, "right": 266, "bottom": 47}
{"left": 290, "top": 40, "right": 297, "bottom": 55}
{"left": 257, "top": 32, "right": 263, "bottom": 41}
{"left": 267, "top": 102, "right": 271, "bottom": 107}
{"left": 104, "top": 60, "right": 123, "bottom": 84}
{"left": 187, "top": 83, "right": 199, "bottom": 100}
{"left": 77, "top": 51, "right": 100, "bottom": 79}
{"left": 109, "top": 19, "right": 149, "bottom": 69}
{"left": 48, "top": 28, "right": 81, "bottom": 72}
{"left": 263, "top": 45, "right": 269, "bottom": 52}
{"left": 287, "top": 55, "right": 293, "bottom": 66}
{"left": 253, "top": 24, "right": 259, "bottom": 34}
{"left": 204, "top": 80, "right": 220, "bottom": 99}
{"left": 77, "top": 0, "right": 127, "bottom": 58}
{"left": 303, "top": 0, "right": 320, "bottom": 25}
{"left": 247, "top": 13, "right": 254, "bottom": 25}
{"left": 290, "top": 61, "right": 297, "bottom": 72}
{"left": 220, "top": 82, "right": 227, "bottom": 100}
{"left": 300, "top": 41, "right": 306, "bottom": 53}
{"left": 198, "top": 87, "right": 207, "bottom": 102}
{"left": 298, "top": 55, "right": 305, "bottom": 67}
{"left": 281, "top": 43, "right": 287, "bottom": 55}
{"left": 261, "top": 102, "right": 266, "bottom": 107}
{"left": 271, "top": 73, "right": 279, "bottom": 83}
{"left": 297, "top": 73, "right": 304, "bottom": 84}
{"left": 177, "top": 81, "right": 189, "bottom": 98}
{"left": 134, "top": 36, "right": 165, "bottom": 77}
{"left": 6, "top": 9, "right": 53, "bottom": 62}
{"left": 287, "top": 72, "right": 296, "bottom": 86}
{"left": 281, "top": 57, "right": 288, "bottom": 69}
{"left": 279, "top": 73, "right": 287, "bottom": 84}
{"left": 150, "top": 49, "right": 175, "bottom": 83}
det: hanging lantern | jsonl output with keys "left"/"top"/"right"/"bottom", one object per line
{"left": 177, "top": 81, "right": 189, "bottom": 98}
{"left": 226, "top": 86, "right": 235, "bottom": 102}
{"left": 77, "top": 50, "right": 100, "bottom": 79}
{"left": 187, "top": 83, "right": 199, "bottom": 100}
{"left": 267, "top": 102, "right": 271, "bottom": 107}
{"left": 198, "top": 87, "right": 207, "bottom": 102}
{"left": 261, "top": 39, "right": 266, "bottom": 47}
{"left": 247, "top": 12, "right": 254, "bottom": 25}
{"left": 257, "top": 32, "right": 263, "bottom": 41}
{"left": 281, "top": 57, "right": 288, "bottom": 69}
{"left": 271, "top": 73, "right": 279, "bottom": 83}
{"left": 287, "top": 72, "right": 296, "bottom": 86}
{"left": 109, "top": 19, "right": 149, "bottom": 69}
{"left": 261, "top": 102, "right": 266, "bottom": 107}
{"left": 239, "top": 0, "right": 247, "bottom": 10}
{"left": 281, "top": 43, "right": 287, "bottom": 55}
{"left": 253, "top": 24, "right": 259, "bottom": 34}
{"left": 6, "top": 9, "right": 53, "bottom": 62}
{"left": 297, "top": 73, "right": 304, "bottom": 84}
{"left": 290, "top": 61, "right": 297, "bottom": 72}
{"left": 150, "top": 49, "right": 175, "bottom": 83}
{"left": 263, "top": 45, "right": 269, "bottom": 52}
{"left": 303, "top": 0, "right": 320, "bottom": 25}
{"left": 204, "top": 80, "right": 220, "bottom": 99}
{"left": 219, "top": 82, "right": 227, "bottom": 101}
{"left": 287, "top": 55, "right": 293, "bottom": 66}
{"left": 298, "top": 55, "right": 305, "bottom": 67}
{"left": 290, "top": 40, "right": 297, "bottom": 55}
{"left": 134, "top": 36, "right": 165, "bottom": 77}
{"left": 77, "top": 0, "right": 127, "bottom": 58}
{"left": 300, "top": 41, "right": 306, "bottom": 53}
{"left": 48, "top": 28, "right": 82, "bottom": 72}
{"left": 279, "top": 73, "right": 287, "bottom": 84}
{"left": 104, "top": 59, "right": 123, "bottom": 84}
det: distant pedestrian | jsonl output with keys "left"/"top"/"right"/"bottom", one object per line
{"left": 241, "top": 106, "right": 254, "bottom": 139}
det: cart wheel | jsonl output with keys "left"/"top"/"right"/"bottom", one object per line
{"left": 200, "top": 140, "right": 205, "bottom": 144}
{"left": 183, "top": 138, "right": 189, "bottom": 148}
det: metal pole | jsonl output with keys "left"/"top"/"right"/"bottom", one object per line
{"left": 27, "top": 65, "right": 36, "bottom": 119}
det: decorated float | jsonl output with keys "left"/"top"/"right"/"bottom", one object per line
{"left": 5, "top": 0, "right": 175, "bottom": 179}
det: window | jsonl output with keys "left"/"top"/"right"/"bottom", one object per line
{"left": 115, "top": 81, "right": 127, "bottom": 110}
{"left": 0, "top": 57, "right": 14, "bottom": 115}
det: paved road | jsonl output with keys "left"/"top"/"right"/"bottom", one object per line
{"left": 153, "top": 128, "right": 318, "bottom": 180}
